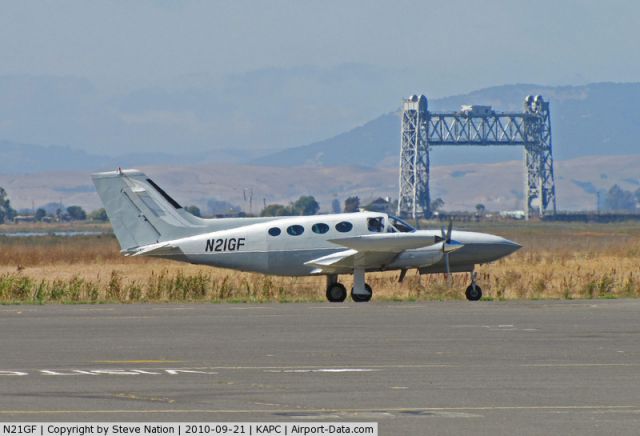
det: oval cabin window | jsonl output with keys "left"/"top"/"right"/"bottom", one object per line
{"left": 268, "top": 227, "right": 281, "bottom": 237}
{"left": 312, "top": 223, "right": 330, "bottom": 234}
{"left": 286, "top": 225, "right": 305, "bottom": 236}
{"left": 335, "top": 221, "right": 353, "bottom": 233}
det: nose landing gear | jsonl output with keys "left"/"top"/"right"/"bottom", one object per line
{"left": 465, "top": 271, "right": 482, "bottom": 301}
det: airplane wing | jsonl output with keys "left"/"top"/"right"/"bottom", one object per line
{"left": 328, "top": 233, "right": 437, "bottom": 252}
{"left": 305, "top": 233, "right": 441, "bottom": 274}
{"left": 304, "top": 249, "right": 400, "bottom": 274}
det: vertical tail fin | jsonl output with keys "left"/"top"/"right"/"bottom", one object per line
{"left": 91, "top": 169, "right": 201, "bottom": 252}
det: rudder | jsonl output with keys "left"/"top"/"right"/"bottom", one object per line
{"left": 91, "top": 169, "right": 199, "bottom": 252}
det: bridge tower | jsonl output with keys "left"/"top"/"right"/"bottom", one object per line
{"left": 523, "top": 95, "right": 557, "bottom": 218}
{"left": 397, "top": 95, "right": 430, "bottom": 219}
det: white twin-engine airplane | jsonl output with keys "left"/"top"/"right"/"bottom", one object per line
{"left": 92, "top": 169, "right": 521, "bottom": 302}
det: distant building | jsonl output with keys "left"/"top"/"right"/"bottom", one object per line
{"left": 499, "top": 210, "right": 526, "bottom": 220}
{"left": 13, "top": 215, "right": 36, "bottom": 223}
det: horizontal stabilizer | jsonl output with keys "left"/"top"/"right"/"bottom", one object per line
{"left": 328, "top": 233, "right": 438, "bottom": 252}
{"left": 124, "top": 241, "right": 184, "bottom": 258}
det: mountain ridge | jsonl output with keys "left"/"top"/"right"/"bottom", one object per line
{"left": 2, "top": 81, "right": 640, "bottom": 173}
{"left": 253, "top": 82, "right": 640, "bottom": 167}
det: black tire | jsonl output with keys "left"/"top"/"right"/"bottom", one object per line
{"left": 465, "top": 284, "right": 482, "bottom": 301}
{"left": 351, "top": 283, "right": 373, "bottom": 302}
{"left": 326, "top": 283, "right": 347, "bottom": 303}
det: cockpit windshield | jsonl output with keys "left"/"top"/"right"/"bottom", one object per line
{"left": 387, "top": 215, "right": 416, "bottom": 233}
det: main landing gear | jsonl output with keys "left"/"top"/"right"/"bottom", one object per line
{"left": 465, "top": 271, "right": 482, "bottom": 301}
{"left": 326, "top": 281, "right": 347, "bottom": 302}
{"left": 351, "top": 284, "right": 372, "bottom": 302}
{"left": 325, "top": 270, "right": 482, "bottom": 303}
{"left": 326, "top": 274, "right": 372, "bottom": 303}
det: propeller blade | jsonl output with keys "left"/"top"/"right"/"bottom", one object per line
{"left": 441, "top": 225, "right": 446, "bottom": 242}
{"left": 444, "top": 219, "right": 454, "bottom": 287}
{"left": 444, "top": 252, "right": 452, "bottom": 287}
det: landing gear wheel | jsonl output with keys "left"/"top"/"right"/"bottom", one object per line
{"left": 351, "top": 284, "right": 373, "bottom": 302}
{"left": 465, "top": 284, "right": 482, "bottom": 301}
{"left": 326, "top": 283, "right": 347, "bottom": 303}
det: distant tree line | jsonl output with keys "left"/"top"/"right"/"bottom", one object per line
{"left": 0, "top": 186, "right": 113, "bottom": 224}
{"left": 11, "top": 183, "right": 639, "bottom": 225}
{"left": 0, "top": 184, "right": 214, "bottom": 223}
{"left": 0, "top": 187, "right": 16, "bottom": 224}
{"left": 32, "top": 205, "right": 107, "bottom": 222}
{"left": 343, "top": 196, "right": 360, "bottom": 213}
{"left": 259, "top": 195, "right": 448, "bottom": 217}
{"left": 602, "top": 185, "right": 640, "bottom": 212}
{"left": 261, "top": 196, "right": 320, "bottom": 217}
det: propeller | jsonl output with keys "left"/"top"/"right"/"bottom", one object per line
{"left": 440, "top": 219, "right": 462, "bottom": 286}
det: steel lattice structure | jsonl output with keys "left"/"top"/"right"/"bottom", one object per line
{"left": 398, "top": 95, "right": 430, "bottom": 220}
{"left": 397, "top": 94, "right": 557, "bottom": 219}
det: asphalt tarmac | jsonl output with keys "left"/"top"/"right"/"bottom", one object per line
{"left": 1, "top": 300, "right": 640, "bottom": 435}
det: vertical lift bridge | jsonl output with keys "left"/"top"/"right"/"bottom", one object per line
{"left": 397, "top": 94, "right": 557, "bottom": 219}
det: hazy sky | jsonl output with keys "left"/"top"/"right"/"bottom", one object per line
{"left": 2, "top": 0, "right": 637, "bottom": 92}
{"left": 0, "top": 0, "right": 638, "bottom": 155}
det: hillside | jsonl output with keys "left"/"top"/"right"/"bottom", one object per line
{"left": 0, "top": 140, "right": 259, "bottom": 174}
{"left": 254, "top": 82, "right": 640, "bottom": 167}
{"left": 2, "top": 82, "right": 640, "bottom": 173}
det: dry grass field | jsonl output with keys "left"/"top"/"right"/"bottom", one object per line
{"left": 1, "top": 221, "right": 639, "bottom": 303}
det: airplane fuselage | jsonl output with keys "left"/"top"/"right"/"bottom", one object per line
{"left": 152, "top": 212, "right": 519, "bottom": 276}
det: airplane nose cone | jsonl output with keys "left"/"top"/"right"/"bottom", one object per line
{"left": 492, "top": 238, "right": 522, "bottom": 259}
{"left": 445, "top": 231, "right": 521, "bottom": 263}
{"left": 500, "top": 238, "right": 522, "bottom": 256}
{"left": 473, "top": 234, "right": 522, "bottom": 261}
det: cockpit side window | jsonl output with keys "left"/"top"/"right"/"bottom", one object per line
{"left": 367, "top": 217, "right": 385, "bottom": 233}
{"left": 387, "top": 215, "right": 416, "bottom": 233}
